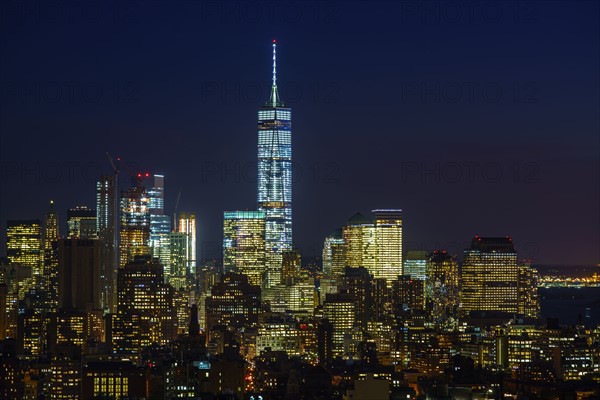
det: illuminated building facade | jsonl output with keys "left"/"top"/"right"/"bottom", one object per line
{"left": 82, "top": 361, "right": 149, "bottom": 399}
{"left": 425, "top": 250, "right": 459, "bottom": 329}
{"left": 67, "top": 206, "right": 97, "bottom": 239}
{"left": 119, "top": 179, "right": 150, "bottom": 267}
{"left": 169, "top": 232, "right": 188, "bottom": 289}
{"left": 256, "top": 317, "right": 318, "bottom": 361}
{"left": 461, "top": 237, "right": 519, "bottom": 316}
{"left": 281, "top": 248, "right": 301, "bottom": 284}
{"left": 343, "top": 213, "right": 376, "bottom": 271}
{"left": 342, "top": 210, "right": 403, "bottom": 285}
{"left": 223, "top": 211, "right": 266, "bottom": 287}
{"left": 18, "top": 309, "right": 43, "bottom": 357}
{"left": 49, "top": 310, "right": 86, "bottom": 351}
{"left": 265, "top": 277, "right": 317, "bottom": 314}
{"left": 113, "top": 256, "right": 176, "bottom": 358}
{"left": 50, "top": 353, "right": 82, "bottom": 400}
{"left": 338, "top": 266, "right": 372, "bottom": 328}
{"left": 323, "top": 293, "right": 356, "bottom": 357}
{"left": 373, "top": 209, "right": 403, "bottom": 283}
{"left": 6, "top": 220, "right": 42, "bottom": 299}
{"left": 205, "top": 273, "right": 261, "bottom": 333}
{"left": 392, "top": 275, "right": 425, "bottom": 312}
{"left": 178, "top": 212, "right": 197, "bottom": 277}
{"left": 43, "top": 201, "right": 59, "bottom": 314}
{"left": 404, "top": 250, "right": 427, "bottom": 280}
{"left": 320, "top": 229, "right": 345, "bottom": 302}
{"left": 322, "top": 229, "right": 345, "bottom": 278}
{"left": 257, "top": 40, "right": 293, "bottom": 289}
{"left": 96, "top": 175, "right": 117, "bottom": 312}
{"left": 148, "top": 174, "right": 171, "bottom": 269}
{"left": 518, "top": 263, "right": 540, "bottom": 318}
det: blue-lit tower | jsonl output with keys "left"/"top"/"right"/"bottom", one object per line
{"left": 257, "top": 40, "right": 292, "bottom": 288}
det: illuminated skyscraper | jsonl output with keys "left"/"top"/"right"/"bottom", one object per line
{"left": 338, "top": 266, "right": 372, "bottom": 328}
{"left": 97, "top": 175, "right": 117, "bottom": 312}
{"left": 148, "top": 174, "right": 171, "bottom": 268}
{"left": 67, "top": 206, "right": 97, "bottom": 239}
{"left": 257, "top": 40, "right": 292, "bottom": 288}
{"left": 205, "top": 273, "right": 261, "bottom": 333}
{"left": 322, "top": 229, "right": 345, "bottom": 278}
{"left": 372, "top": 209, "right": 403, "bottom": 283}
{"left": 113, "top": 256, "right": 176, "bottom": 359}
{"left": 281, "top": 248, "right": 301, "bottom": 284}
{"left": 425, "top": 250, "right": 459, "bottom": 329}
{"left": 404, "top": 251, "right": 428, "bottom": 281}
{"left": 43, "top": 201, "right": 59, "bottom": 314}
{"left": 6, "top": 220, "right": 42, "bottom": 299}
{"left": 517, "top": 263, "right": 540, "bottom": 318}
{"left": 392, "top": 275, "right": 425, "bottom": 312}
{"left": 18, "top": 309, "right": 43, "bottom": 357}
{"left": 343, "top": 213, "right": 376, "bottom": 270}
{"left": 119, "top": 178, "right": 150, "bottom": 267}
{"left": 223, "top": 211, "right": 266, "bottom": 287}
{"left": 342, "top": 210, "right": 403, "bottom": 285}
{"left": 323, "top": 293, "right": 356, "bottom": 357}
{"left": 178, "top": 212, "right": 197, "bottom": 277}
{"left": 320, "top": 229, "right": 345, "bottom": 301}
{"left": 169, "top": 232, "right": 188, "bottom": 289}
{"left": 460, "top": 237, "right": 519, "bottom": 316}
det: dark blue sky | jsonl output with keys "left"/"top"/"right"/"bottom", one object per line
{"left": 1, "top": 1, "right": 598, "bottom": 265}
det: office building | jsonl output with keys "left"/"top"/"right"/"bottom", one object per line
{"left": 97, "top": 175, "right": 117, "bottom": 312}
{"left": 178, "top": 212, "right": 197, "bottom": 277}
{"left": 148, "top": 174, "right": 171, "bottom": 269}
{"left": 404, "top": 251, "right": 428, "bottom": 281}
{"left": 119, "top": 178, "right": 151, "bottom": 267}
{"left": 6, "top": 220, "right": 42, "bottom": 299}
{"left": 425, "top": 250, "right": 459, "bottom": 328}
{"left": 257, "top": 40, "right": 293, "bottom": 288}
{"left": 43, "top": 201, "right": 59, "bottom": 314}
{"left": 67, "top": 206, "right": 97, "bottom": 239}
{"left": 113, "top": 256, "right": 176, "bottom": 359}
{"left": 205, "top": 273, "right": 261, "bottom": 333}
{"left": 461, "top": 237, "right": 519, "bottom": 316}
{"left": 322, "top": 229, "right": 345, "bottom": 279}
{"left": 223, "top": 211, "right": 266, "bottom": 287}
{"left": 342, "top": 210, "right": 403, "bottom": 285}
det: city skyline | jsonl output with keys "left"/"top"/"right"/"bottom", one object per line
{"left": 1, "top": 3, "right": 599, "bottom": 397}
{"left": 1, "top": 2, "right": 598, "bottom": 267}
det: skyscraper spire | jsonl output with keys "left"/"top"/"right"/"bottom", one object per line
{"left": 268, "top": 39, "right": 282, "bottom": 107}
{"left": 258, "top": 39, "right": 292, "bottom": 288}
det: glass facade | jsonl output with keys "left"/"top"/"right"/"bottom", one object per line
{"left": 322, "top": 230, "right": 345, "bottom": 278}
{"left": 257, "top": 41, "right": 292, "bottom": 289}
{"left": 6, "top": 219, "right": 42, "bottom": 299}
{"left": 177, "top": 212, "right": 196, "bottom": 277}
{"left": 119, "top": 183, "right": 151, "bottom": 268}
{"left": 148, "top": 175, "right": 171, "bottom": 270}
{"left": 342, "top": 210, "right": 403, "bottom": 286}
{"left": 223, "top": 211, "right": 266, "bottom": 287}
{"left": 404, "top": 250, "right": 428, "bottom": 281}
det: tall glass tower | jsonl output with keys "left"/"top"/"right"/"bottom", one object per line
{"left": 257, "top": 40, "right": 292, "bottom": 288}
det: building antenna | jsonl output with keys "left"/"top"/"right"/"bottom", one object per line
{"left": 269, "top": 39, "right": 281, "bottom": 107}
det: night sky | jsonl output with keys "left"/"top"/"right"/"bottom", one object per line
{"left": 1, "top": 1, "right": 598, "bottom": 266}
